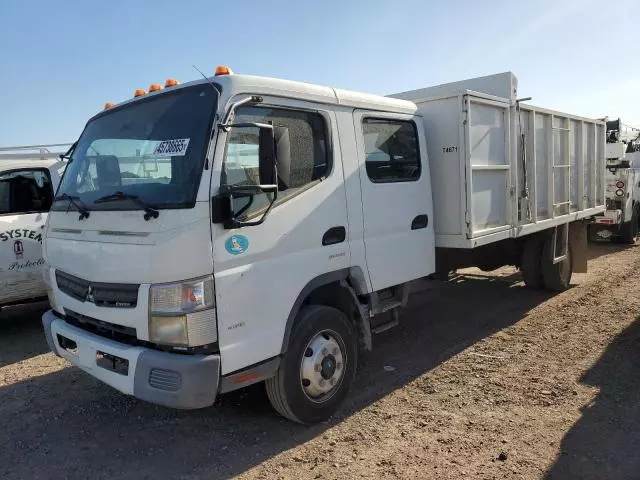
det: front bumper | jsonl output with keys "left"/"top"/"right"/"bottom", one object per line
{"left": 42, "top": 310, "right": 220, "bottom": 409}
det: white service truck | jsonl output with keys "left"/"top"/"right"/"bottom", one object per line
{"left": 590, "top": 118, "right": 640, "bottom": 243}
{"left": 0, "top": 145, "right": 69, "bottom": 310}
{"left": 41, "top": 70, "right": 605, "bottom": 424}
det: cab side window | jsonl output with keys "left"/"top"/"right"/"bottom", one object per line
{"left": 222, "top": 106, "right": 328, "bottom": 220}
{"left": 362, "top": 118, "right": 420, "bottom": 183}
{"left": 0, "top": 169, "right": 54, "bottom": 215}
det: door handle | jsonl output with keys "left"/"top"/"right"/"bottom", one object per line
{"left": 411, "top": 214, "right": 429, "bottom": 230}
{"left": 322, "top": 226, "right": 346, "bottom": 246}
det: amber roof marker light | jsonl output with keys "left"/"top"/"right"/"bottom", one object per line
{"left": 165, "top": 78, "right": 180, "bottom": 87}
{"left": 215, "top": 65, "right": 233, "bottom": 76}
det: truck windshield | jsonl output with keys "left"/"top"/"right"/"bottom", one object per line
{"left": 54, "top": 84, "right": 218, "bottom": 211}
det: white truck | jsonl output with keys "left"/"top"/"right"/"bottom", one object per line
{"left": 0, "top": 145, "right": 69, "bottom": 310}
{"left": 590, "top": 118, "right": 640, "bottom": 243}
{"left": 41, "top": 69, "right": 604, "bottom": 424}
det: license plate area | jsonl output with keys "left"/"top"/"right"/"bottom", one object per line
{"left": 96, "top": 350, "right": 129, "bottom": 376}
{"left": 57, "top": 334, "right": 78, "bottom": 356}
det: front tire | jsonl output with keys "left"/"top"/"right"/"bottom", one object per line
{"left": 265, "top": 305, "right": 357, "bottom": 424}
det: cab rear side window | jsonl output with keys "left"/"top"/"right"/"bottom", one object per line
{"left": 0, "top": 169, "right": 53, "bottom": 215}
{"left": 362, "top": 118, "right": 421, "bottom": 183}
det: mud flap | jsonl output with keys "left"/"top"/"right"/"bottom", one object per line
{"left": 569, "top": 221, "right": 588, "bottom": 273}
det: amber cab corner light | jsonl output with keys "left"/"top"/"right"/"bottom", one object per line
{"left": 215, "top": 65, "right": 233, "bottom": 76}
{"left": 149, "top": 84, "right": 162, "bottom": 92}
{"left": 104, "top": 102, "right": 115, "bottom": 110}
{"left": 165, "top": 78, "right": 180, "bottom": 87}
{"left": 134, "top": 89, "right": 147, "bottom": 97}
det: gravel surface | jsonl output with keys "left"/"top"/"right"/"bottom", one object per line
{"left": 1, "top": 243, "right": 639, "bottom": 479}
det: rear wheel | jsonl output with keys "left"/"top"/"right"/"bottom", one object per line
{"left": 265, "top": 305, "right": 357, "bottom": 424}
{"left": 540, "top": 235, "right": 572, "bottom": 292}
{"left": 521, "top": 235, "right": 544, "bottom": 289}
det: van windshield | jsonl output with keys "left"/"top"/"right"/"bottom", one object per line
{"left": 54, "top": 84, "right": 218, "bottom": 211}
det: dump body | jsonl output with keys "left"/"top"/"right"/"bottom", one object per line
{"left": 392, "top": 72, "right": 606, "bottom": 248}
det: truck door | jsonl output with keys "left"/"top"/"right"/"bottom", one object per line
{"left": 353, "top": 110, "right": 435, "bottom": 292}
{"left": 0, "top": 168, "right": 54, "bottom": 305}
{"left": 211, "top": 101, "right": 351, "bottom": 374}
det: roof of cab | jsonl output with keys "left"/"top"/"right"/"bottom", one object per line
{"left": 104, "top": 73, "right": 418, "bottom": 116}
{"left": 216, "top": 74, "right": 418, "bottom": 115}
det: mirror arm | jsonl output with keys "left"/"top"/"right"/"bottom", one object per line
{"left": 219, "top": 96, "right": 264, "bottom": 132}
{"left": 220, "top": 184, "right": 278, "bottom": 229}
{"left": 218, "top": 122, "right": 274, "bottom": 131}
{"left": 219, "top": 184, "right": 277, "bottom": 195}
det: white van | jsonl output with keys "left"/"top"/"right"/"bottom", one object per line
{"left": 0, "top": 145, "right": 69, "bottom": 310}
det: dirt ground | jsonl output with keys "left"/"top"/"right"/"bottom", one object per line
{"left": 2, "top": 243, "right": 640, "bottom": 480}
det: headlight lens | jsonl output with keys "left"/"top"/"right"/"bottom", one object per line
{"left": 150, "top": 275, "right": 214, "bottom": 314}
{"left": 149, "top": 315, "right": 188, "bottom": 346}
{"left": 149, "top": 275, "right": 216, "bottom": 347}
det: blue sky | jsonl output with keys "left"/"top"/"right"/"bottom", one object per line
{"left": 1, "top": 0, "right": 639, "bottom": 146}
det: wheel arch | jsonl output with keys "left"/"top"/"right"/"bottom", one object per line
{"left": 280, "top": 268, "right": 372, "bottom": 354}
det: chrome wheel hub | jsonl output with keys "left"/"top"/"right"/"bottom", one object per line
{"left": 300, "top": 330, "right": 345, "bottom": 402}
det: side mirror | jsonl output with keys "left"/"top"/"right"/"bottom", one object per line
{"left": 274, "top": 127, "right": 291, "bottom": 190}
{"left": 258, "top": 125, "right": 291, "bottom": 189}
{"left": 213, "top": 121, "right": 290, "bottom": 229}
{"left": 258, "top": 127, "right": 277, "bottom": 185}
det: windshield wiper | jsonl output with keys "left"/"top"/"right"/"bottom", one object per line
{"left": 59, "top": 141, "right": 77, "bottom": 162}
{"left": 94, "top": 191, "right": 160, "bottom": 221}
{"left": 55, "top": 193, "right": 90, "bottom": 220}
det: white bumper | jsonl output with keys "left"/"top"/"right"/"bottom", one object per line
{"left": 48, "top": 313, "right": 144, "bottom": 395}
{"left": 42, "top": 310, "right": 220, "bottom": 409}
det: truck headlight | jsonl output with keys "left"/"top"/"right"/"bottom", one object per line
{"left": 149, "top": 276, "right": 217, "bottom": 347}
{"left": 149, "top": 315, "right": 189, "bottom": 346}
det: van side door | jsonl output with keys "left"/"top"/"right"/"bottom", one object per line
{"left": 0, "top": 168, "right": 54, "bottom": 305}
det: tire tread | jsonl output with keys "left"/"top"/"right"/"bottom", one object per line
{"left": 265, "top": 305, "right": 356, "bottom": 425}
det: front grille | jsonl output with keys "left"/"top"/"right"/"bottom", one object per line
{"left": 65, "top": 308, "right": 137, "bottom": 341}
{"left": 55, "top": 270, "right": 139, "bottom": 308}
{"left": 59, "top": 309, "right": 219, "bottom": 355}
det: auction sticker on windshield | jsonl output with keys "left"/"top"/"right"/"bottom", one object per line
{"left": 153, "top": 138, "right": 190, "bottom": 156}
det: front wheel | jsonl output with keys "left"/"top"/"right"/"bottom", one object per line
{"left": 265, "top": 305, "right": 357, "bottom": 424}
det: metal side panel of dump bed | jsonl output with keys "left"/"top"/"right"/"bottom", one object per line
{"left": 391, "top": 73, "right": 605, "bottom": 249}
